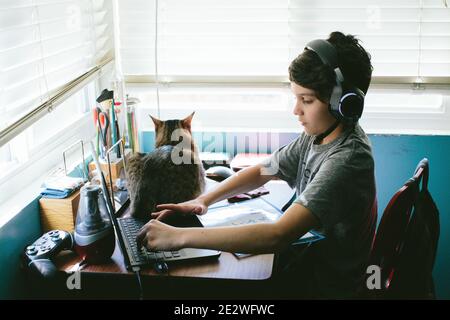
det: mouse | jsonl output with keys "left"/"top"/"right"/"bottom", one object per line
{"left": 154, "top": 261, "right": 169, "bottom": 274}
{"left": 205, "top": 166, "right": 235, "bottom": 182}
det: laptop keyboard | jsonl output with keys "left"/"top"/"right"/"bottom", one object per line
{"left": 118, "top": 217, "right": 182, "bottom": 264}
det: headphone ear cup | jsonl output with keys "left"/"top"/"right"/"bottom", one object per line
{"left": 339, "top": 92, "right": 364, "bottom": 121}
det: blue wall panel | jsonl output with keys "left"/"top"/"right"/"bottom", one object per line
{"left": 0, "top": 199, "right": 41, "bottom": 299}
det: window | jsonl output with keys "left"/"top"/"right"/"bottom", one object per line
{"left": 0, "top": 0, "right": 113, "bottom": 213}
{"left": 118, "top": 0, "right": 290, "bottom": 79}
{"left": 0, "top": 83, "right": 95, "bottom": 182}
{"left": 289, "top": 0, "right": 450, "bottom": 79}
{"left": 125, "top": 83, "right": 450, "bottom": 135}
{"left": 118, "top": 0, "right": 450, "bottom": 82}
{"left": 127, "top": 84, "right": 297, "bottom": 132}
{"left": 119, "top": 0, "right": 450, "bottom": 135}
{"left": 0, "top": 0, "right": 113, "bottom": 133}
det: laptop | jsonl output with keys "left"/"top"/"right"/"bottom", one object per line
{"left": 90, "top": 143, "right": 221, "bottom": 272}
{"left": 115, "top": 203, "right": 221, "bottom": 271}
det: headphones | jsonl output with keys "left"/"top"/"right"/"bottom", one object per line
{"left": 305, "top": 39, "right": 365, "bottom": 123}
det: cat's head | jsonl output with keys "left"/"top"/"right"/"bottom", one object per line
{"left": 150, "top": 112, "right": 195, "bottom": 148}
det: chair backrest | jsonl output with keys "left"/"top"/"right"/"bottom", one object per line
{"left": 396, "top": 158, "right": 439, "bottom": 298}
{"left": 369, "top": 177, "right": 419, "bottom": 291}
{"left": 368, "top": 158, "right": 439, "bottom": 298}
{"left": 412, "top": 158, "right": 429, "bottom": 197}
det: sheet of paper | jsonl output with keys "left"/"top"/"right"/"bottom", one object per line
{"left": 198, "top": 206, "right": 279, "bottom": 228}
{"left": 199, "top": 205, "right": 316, "bottom": 241}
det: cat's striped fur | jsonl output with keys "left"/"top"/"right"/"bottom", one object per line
{"left": 125, "top": 112, "right": 205, "bottom": 219}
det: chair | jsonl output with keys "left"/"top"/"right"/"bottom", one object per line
{"left": 366, "top": 158, "right": 439, "bottom": 299}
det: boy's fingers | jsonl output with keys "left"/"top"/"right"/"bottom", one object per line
{"left": 136, "top": 228, "right": 147, "bottom": 248}
{"left": 156, "top": 204, "right": 179, "bottom": 211}
{"left": 154, "top": 210, "right": 174, "bottom": 221}
{"left": 151, "top": 209, "right": 172, "bottom": 218}
{"left": 193, "top": 206, "right": 203, "bottom": 214}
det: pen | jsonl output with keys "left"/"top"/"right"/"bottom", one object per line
{"left": 126, "top": 108, "right": 134, "bottom": 151}
{"left": 93, "top": 108, "right": 100, "bottom": 156}
{"left": 110, "top": 98, "right": 120, "bottom": 158}
{"left": 115, "top": 116, "right": 121, "bottom": 158}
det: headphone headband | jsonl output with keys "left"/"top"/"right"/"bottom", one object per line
{"left": 305, "top": 39, "right": 338, "bottom": 69}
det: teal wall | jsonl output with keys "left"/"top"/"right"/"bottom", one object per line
{"left": 0, "top": 162, "right": 89, "bottom": 299}
{"left": 370, "top": 135, "right": 450, "bottom": 300}
{"left": 0, "top": 199, "right": 41, "bottom": 299}
{"left": 1, "top": 132, "right": 449, "bottom": 299}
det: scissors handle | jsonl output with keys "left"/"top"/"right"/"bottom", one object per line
{"left": 98, "top": 112, "right": 110, "bottom": 149}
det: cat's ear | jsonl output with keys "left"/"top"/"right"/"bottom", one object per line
{"left": 182, "top": 111, "right": 195, "bottom": 130}
{"left": 149, "top": 115, "right": 162, "bottom": 129}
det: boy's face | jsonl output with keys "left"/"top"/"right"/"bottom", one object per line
{"left": 290, "top": 82, "right": 336, "bottom": 136}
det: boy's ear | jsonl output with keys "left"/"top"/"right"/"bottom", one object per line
{"left": 149, "top": 115, "right": 162, "bottom": 129}
{"left": 182, "top": 111, "right": 195, "bottom": 130}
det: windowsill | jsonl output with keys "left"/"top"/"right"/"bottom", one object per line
{"left": 140, "top": 127, "right": 304, "bottom": 133}
{"left": 140, "top": 126, "right": 450, "bottom": 136}
{"left": 127, "top": 83, "right": 450, "bottom": 135}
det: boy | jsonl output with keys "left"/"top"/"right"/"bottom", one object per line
{"left": 137, "top": 31, "right": 376, "bottom": 298}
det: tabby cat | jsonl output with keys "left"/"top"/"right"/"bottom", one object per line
{"left": 125, "top": 112, "right": 205, "bottom": 219}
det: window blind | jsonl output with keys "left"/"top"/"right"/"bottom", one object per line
{"left": 118, "top": 0, "right": 290, "bottom": 77}
{"left": 289, "top": 0, "right": 450, "bottom": 79}
{"left": 118, "top": 0, "right": 450, "bottom": 82}
{"left": 0, "top": 0, "right": 114, "bottom": 133}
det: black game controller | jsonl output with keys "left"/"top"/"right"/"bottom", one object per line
{"left": 24, "top": 230, "right": 74, "bottom": 278}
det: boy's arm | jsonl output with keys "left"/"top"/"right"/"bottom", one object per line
{"left": 199, "top": 164, "right": 274, "bottom": 206}
{"left": 183, "top": 203, "right": 319, "bottom": 253}
{"left": 139, "top": 203, "right": 319, "bottom": 254}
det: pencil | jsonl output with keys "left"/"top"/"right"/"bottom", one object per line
{"left": 127, "top": 109, "right": 134, "bottom": 151}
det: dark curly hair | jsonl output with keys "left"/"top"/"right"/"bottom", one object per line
{"left": 288, "top": 31, "right": 373, "bottom": 103}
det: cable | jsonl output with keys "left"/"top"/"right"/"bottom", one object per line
{"left": 416, "top": 0, "right": 424, "bottom": 84}
{"left": 154, "top": 0, "right": 160, "bottom": 118}
{"left": 33, "top": 0, "right": 50, "bottom": 103}
{"left": 133, "top": 267, "right": 144, "bottom": 300}
{"left": 315, "top": 119, "right": 340, "bottom": 144}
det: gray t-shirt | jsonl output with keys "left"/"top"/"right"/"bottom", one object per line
{"left": 262, "top": 123, "right": 377, "bottom": 298}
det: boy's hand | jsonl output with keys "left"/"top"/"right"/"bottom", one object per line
{"left": 151, "top": 198, "right": 208, "bottom": 221}
{"left": 136, "top": 219, "right": 183, "bottom": 251}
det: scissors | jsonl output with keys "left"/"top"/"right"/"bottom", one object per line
{"left": 97, "top": 108, "right": 110, "bottom": 159}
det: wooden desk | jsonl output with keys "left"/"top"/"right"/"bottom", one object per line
{"left": 53, "top": 179, "right": 294, "bottom": 299}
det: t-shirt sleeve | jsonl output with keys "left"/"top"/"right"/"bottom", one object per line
{"left": 260, "top": 135, "right": 302, "bottom": 187}
{"left": 293, "top": 152, "right": 357, "bottom": 230}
